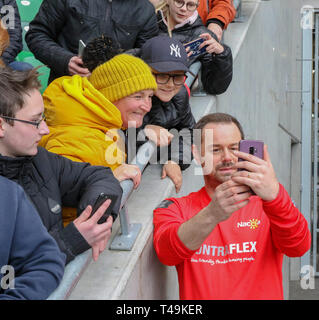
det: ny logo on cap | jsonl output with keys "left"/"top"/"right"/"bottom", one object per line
{"left": 170, "top": 44, "right": 181, "bottom": 58}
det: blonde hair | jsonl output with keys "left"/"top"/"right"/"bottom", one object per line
{"left": 155, "top": 1, "right": 173, "bottom": 37}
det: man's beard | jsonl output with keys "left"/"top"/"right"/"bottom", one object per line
{"left": 215, "top": 161, "right": 236, "bottom": 182}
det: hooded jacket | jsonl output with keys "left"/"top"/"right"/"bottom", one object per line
{"left": 0, "top": 147, "right": 123, "bottom": 264}
{"left": 40, "top": 75, "right": 125, "bottom": 226}
{"left": 40, "top": 75, "right": 126, "bottom": 170}
{"left": 158, "top": 12, "right": 233, "bottom": 95}
{"left": 0, "top": 176, "right": 65, "bottom": 300}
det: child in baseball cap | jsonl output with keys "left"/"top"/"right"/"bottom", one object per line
{"left": 139, "top": 35, "right": 195, "bottom": 194}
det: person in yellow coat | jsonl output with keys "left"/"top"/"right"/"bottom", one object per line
{"left": 40, "top": 53, "right": 157, "bottom": 225}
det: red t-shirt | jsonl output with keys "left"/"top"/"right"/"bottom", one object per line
{"left": 153, "top": 184, "right": 311, "bottom": 300}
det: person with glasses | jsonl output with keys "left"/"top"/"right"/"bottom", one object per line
{"left": 0, "top": 67, "right": 123, "bottom": 265}
{"left": 138, "top": 35, "right": 196, "bottom": 193}
{"left": 156, "top": 0, "right": 233, "bottom": 95}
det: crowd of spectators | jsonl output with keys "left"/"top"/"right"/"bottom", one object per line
{"left": 0, "top": 0, "right": 236, "bottom": 300}
{"left": 0, "top": 0, "right": 305, "bottom": 302}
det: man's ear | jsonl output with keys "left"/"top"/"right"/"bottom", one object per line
{"left": 0, "top": 118, "right": 6, "bottom": 138}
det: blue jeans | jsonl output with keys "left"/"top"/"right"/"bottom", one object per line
{"left": 9, "top": 61, "right": 33, "bottom": 71}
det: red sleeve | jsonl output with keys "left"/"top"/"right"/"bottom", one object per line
{"left": 153, "top": 199, "right": 197, "bottom": 266}
{"left": 262, "top": 184, "right": 311, "bottom": 257}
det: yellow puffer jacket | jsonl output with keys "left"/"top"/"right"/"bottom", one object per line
{"left": 40, "top": 75, "right": 125, "bottom": 225}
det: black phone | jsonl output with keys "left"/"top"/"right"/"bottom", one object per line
{"left": 183, "top": 38, "right": 207, "bottom": 58}
{"left": 90, "top": 193, "right": 118, "bottom": 224}
{"left": 78, "top": 39, "right": 86, "bottom": 57}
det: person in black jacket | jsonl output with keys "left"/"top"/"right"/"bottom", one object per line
{"left": 157, "top": 0, "right": 233, "bottom": 95}
{"left": 139, "top": 35, "right": 196, "bottom": 193}
{"left": 0, "top": 67, "right": 123, "bottom": 264}
{"left": 0, "top": 1, "right": 32, "bottom": 70}
{"left": 25, "top": 0, "right": 159, "bottom": 83}
{"left": 0, "top": 176, "right": 65, "bottom": 300}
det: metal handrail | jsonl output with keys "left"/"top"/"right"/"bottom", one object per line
{"left": 185, "top": 61, "right": 201, "bottom": 89}
{"left": 48, "top": 140, "right": 157, "bottom": 300}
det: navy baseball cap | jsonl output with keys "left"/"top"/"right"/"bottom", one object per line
{"left": 141, "top": 35, "right": 189, "bottom": 73}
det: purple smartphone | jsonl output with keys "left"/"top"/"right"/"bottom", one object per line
{"left": 239, "top": 140, "right": 264, "bottom": 160}
{"left": 238, "top": 140, "right": 264, "bottom": 195}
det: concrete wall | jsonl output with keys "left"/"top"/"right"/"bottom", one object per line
{"left": 220, "top": 0, "right": 305, "bottom": 293}
{"left": 68, "top": 0, "right": 304, "bottom": 300}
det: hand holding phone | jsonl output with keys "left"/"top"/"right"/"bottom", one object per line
{"left": 90, "top": 193, "right": 118, "bottom": 224}
{"left": 238, "top": 140, "right": 264, "bottom": 161}
{"left": 234, "top": 141, "right": 280, "bottom": 201}
{"left": 183, "top": 38, "right": 207, "bottom": 58}
{"left": 237, "top": 140, "right": 264, "bottom": 195}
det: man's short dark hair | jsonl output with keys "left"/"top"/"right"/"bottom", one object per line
{"left": 194, "top": 112, "right": 245, "bottom": 140}
{"left": 0, "top": 67, "right": 41, "bottom": 125}
{"left": 82, "top": 35, "right": 124, "bottom": 72}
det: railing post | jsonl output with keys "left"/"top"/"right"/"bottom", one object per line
{"left": 191, "top": 68, "right": 207, "bottom": 97}
{"left": 109, "top": 204, "right": 142, "bottom": 251}
{"left": 109, "top": 141, "right": 156, "bottom": 251}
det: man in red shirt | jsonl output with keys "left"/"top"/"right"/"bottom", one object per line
{"left": 153, "top": 112, "right": 311, "bottom": 299}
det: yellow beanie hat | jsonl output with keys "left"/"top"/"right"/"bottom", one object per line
{"left": 89, "top": 54, "right": 157, "bottom": 102}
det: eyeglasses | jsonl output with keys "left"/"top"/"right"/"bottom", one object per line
{"left": 1, "top": 113, "right": 46, "bottom": 129}
{"left": 173, "top": 0, "right": 199, "bottom": 12}
{"left": 153, "top": 73, "right": 186, "bottom": 85}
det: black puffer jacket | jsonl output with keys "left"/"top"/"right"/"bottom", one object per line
{"left": 0, "top": 0, "right": 22, "bottom": 64}
{"left": 0, "top": 147, "right": 123, "bottom": 264}
{"left": 25, "top": 0, "right": 159, "bottom": 82}
{"left": 158, "top": 13, "right": 233, "bottom": 95}
{"left": 140, "top": 86, "right": 195, "bottom": 170}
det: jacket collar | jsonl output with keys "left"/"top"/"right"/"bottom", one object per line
{"left": 0, "top": 153, "right": 33, "bottom": 181}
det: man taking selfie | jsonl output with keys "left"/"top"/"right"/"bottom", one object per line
{"left": 153, "top": 112, "right": 311, "bottom": 299}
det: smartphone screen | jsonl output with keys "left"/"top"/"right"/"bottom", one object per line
{"left": 183, "top": 38, "right": 207, "bottom": 58}
{"left": 90, "top": 193, "right": 118, "bottom": 224}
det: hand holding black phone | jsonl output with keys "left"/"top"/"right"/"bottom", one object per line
{"left": 90, "top": 193, "right": 118, "bottom": 224}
